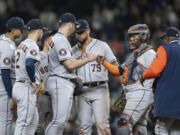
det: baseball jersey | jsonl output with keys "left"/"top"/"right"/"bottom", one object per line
{"left": 0, "top": 35, "right": 16, "bottom": 95}
{"left": 48, "top": 32, "right": 77, "bottom": 79}
{"left": 72, "top": 38, "right": 117, "bottom": 83}
{"left": 15, "top": 39, "right": 40, "bottom": 83}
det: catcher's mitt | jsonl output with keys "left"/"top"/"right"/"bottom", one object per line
{"left": 112, "top": 91, "right": 126, "bottom": 113}
{"left": 36, "top": 78, "right": 45, "bottom": 97}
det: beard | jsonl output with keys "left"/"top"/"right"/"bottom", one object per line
{"left": 79, "top": 36, "right": 88, "bottom": 46}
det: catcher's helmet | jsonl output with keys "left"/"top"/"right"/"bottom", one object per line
{"left": 127, "top": 24, "right": 150, "bottom": 50}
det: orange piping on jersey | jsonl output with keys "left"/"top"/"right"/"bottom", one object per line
{"left": 103, "top": 61, "right": 120, "bottom": 76}
{"left": 143, "top": 46, "right": 167, "bottom": 79}
{"left": 123, "top": 66, "right": 128, "bottom": 84}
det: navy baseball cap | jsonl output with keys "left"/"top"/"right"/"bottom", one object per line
{"left": 41, "top": 30, "right": 57, "bottom": 45}
{"left": 59, "top": 13, "right": 79, "bottom": 24}
{"left": 75, "top": 19, "right": 89, "bottom": 33}
{"left": 6, "top": 17, "right": 26, "bottom": 31}
{"left": 27, "top": 19, "right": 47, "bottom": 31}
{"left": 161, "top": 27, "right": 180, "bottom": 38}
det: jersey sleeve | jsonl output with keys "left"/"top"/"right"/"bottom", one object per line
{"left": 143, "top": 46, "right": 167, "bottom": 79}
{"left": 26, "top": 44, "right": 40, "bottom": 61}
{"left": 54, "top": 38, "right": 72, "bottom": 61}
{"left": 0, "top": 45, "right": 13, "bottom": 69}
{"left": 104, "top": 43, "right": 117, "bottom": 63}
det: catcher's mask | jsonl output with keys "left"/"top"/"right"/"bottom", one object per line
{"left": 127, "top": 24, "right": 150, "bottom": 51}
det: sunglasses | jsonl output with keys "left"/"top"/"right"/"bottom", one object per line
{"left": 76, "top": 31, "right": 85, "bottom": 35}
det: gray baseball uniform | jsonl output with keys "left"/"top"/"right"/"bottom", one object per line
{"left": 36, "top": 51, "right": 52, "bottom": 134}
{"left": 118, "top": 48, "right": 156, "bottom": 135}
{"left": 45, "top": 33, "right": 76, "bottom": 135}
{"left": 73, "top": 38, "right": 117, "bottom": 135}
{"left": 13, "top": 39, "right": 40, "bottom": 135}
{"left": 0, "top": 35, "right": 16, "bottom": 135}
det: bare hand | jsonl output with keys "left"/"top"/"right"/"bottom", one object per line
{"left": 86, "top": 53, "right": 97, "bottom": 62}
{"left": 31, "top": 82, "right": 38, "bottom": 94}
{"left": 96, "top": 55, "right": 104, "bottom": 64}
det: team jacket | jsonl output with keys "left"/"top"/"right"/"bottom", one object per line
{"left": 143, "top": 39, "right": 180, "bottom": 119}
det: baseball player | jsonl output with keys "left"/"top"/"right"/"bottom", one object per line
{"left": 97, "top": 24, "right": 156, "bottom": 135}
{"left": 0, "top": 17, "right": 25, "bottom": 135}
{"left": 36, "top": 30, "right": 57, "bottom": 134}
{"left": 45, "top": 13, "right": 96, "bottom": 135}
{"left": 72, "top": 19, "right": 118, "bottom": 135}
{"left": 12, "top": 19, "right": 44, "bottom": 135}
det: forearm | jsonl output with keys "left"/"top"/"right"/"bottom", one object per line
{"left": 25, "top": 58, "right": 36, "bottom": 83}
{"left": 1, "top": 69, "right": 12, "bottom": 98}
{"left": 63, "top": 58, "right": 89, "bottom": 70}
{"left": 103, "top": 61, "right": 121, "bottom": 76}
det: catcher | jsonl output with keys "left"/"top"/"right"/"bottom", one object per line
{"left": 97, "top": 24, "right": 156, "bottom": 135}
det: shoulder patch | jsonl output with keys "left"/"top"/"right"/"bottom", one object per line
{"left": 3, "top": 57, "right": 11, "bottom": 65}
{"left": 30, "top": 49, "right": 37, "bottom": 56}
{"left": 59, "top": 49, "right": 67, "bottom": 56}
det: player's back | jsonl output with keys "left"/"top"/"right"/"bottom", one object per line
{"left": 15, "top": 39, "right": 39, "bottom": 81}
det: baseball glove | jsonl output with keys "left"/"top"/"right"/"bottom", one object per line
{"left": 10, "top": 98, "right": 17, "bottom": 110}
{"left": 36, "top": 78, "right": 45, "bottom": 97}
{"left": 112, "top": 91, "right": 126, "bottom": 113}
{"left": 71, "top": 78, "right": 84, "bottom": 96}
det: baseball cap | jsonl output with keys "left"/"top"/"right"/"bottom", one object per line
{"left": 41, "top": 30, "right": 57, "bottom": 45}
{"left": 59, "top": 13, "right": 79, "bottom": 24}
{"left": 161, "top": 27, "right": 180, "bottom": 38}
{"left": 6, "top": 17, "right": 26, "bottom": 31}
{"left": 27, "top": 19, "right": 47, "bottom": 31}
{"left": 75, "top": 19, "right": 89, "bottom": 33}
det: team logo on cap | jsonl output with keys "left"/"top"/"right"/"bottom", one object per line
{"left": 59, "top": 49, "right": 67, "bottom": 56}
{"left": 30, "top": 49, "right": 37, "bottom": 56}
{"left": 76, "top": 24, "right": 80, "bottom": 28}
{"left": 3, "top": 57, "right": 11, "bottom": 65}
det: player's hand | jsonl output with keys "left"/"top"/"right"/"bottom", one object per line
{"left": 86, "top": 53, "right": 97, "bottom": 62}
{"left": 31, "top": 82, "right": 38, "bottom": 94}
{"left": 10, "top": 98, "right": 17, "bottom": 110}
{"left": 96, "top": 55, "right": 104, "bottom": 64}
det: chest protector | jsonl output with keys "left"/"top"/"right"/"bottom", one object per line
{"left": 123, "top": 45, "right": 153, "bottom": 85}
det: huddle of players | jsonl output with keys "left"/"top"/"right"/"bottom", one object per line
{"left": 0, "top": 12, "right": 178, "bottom": 135}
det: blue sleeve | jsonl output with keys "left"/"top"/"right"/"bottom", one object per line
{"left": 118, "top": 66, "right": 124, "bottom": 75}
{"left": 1, "top": 69, "right": 12, "bottom": 98}
{"left": 25, "top": 58, "right": 36, "bottom": 83}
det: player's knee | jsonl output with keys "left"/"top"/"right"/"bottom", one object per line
{"left": 78, "top": 124, "right": 92, "bottom": 135}
{"left": 51, "top": 119, "right": 66, "bottom": 129}
{"left": 117, "top": 113, "right": 131, "bottom": 135}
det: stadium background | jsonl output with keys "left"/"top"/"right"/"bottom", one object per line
{"left": 0, "top": 0, "right": 179, "bottom": 135}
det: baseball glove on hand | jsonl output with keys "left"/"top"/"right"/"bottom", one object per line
{"left": 113, "top": 91, "right": 126, "bottom": 113}
{"left": 36, "top": 78, "right": 45, "bottom": 97}
{"left": 10, "top": 98, "right": 17, "bottom": 110}
{"left": 72, "top": 78, "right": 83, "bottom": 96}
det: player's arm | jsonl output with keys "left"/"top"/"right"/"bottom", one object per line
{"left": 1, "top": 69, "right": 13, "bottom": 98}
{"left": 0, "top": 48, "right": 13, "bottom": 98}
{"left": 25, "top": 58, "right": 36, "bottom": 83}
{"left": 103, "top": 61, "right": 124, "bottom": 76}
{"left": 63, "top": 53, "right": 96, "bottom": 70}
{"left": 143, "top": 46, "right": 167, "bottom": 79}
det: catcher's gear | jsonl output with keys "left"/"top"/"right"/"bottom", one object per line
{"left": 10, "top": 98, "right": 17, "bottom": 110}
{"left": 36, "top": 78, "right": 45, "bottom": 97}
{"left": 127, "top": 24, "right": 150, "bottom": 50}
{"left": 113, "top": 91, "right": 126, "bottom": 113}
{"left": 72, "top": 78, "right": 83, "bottom": 96}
